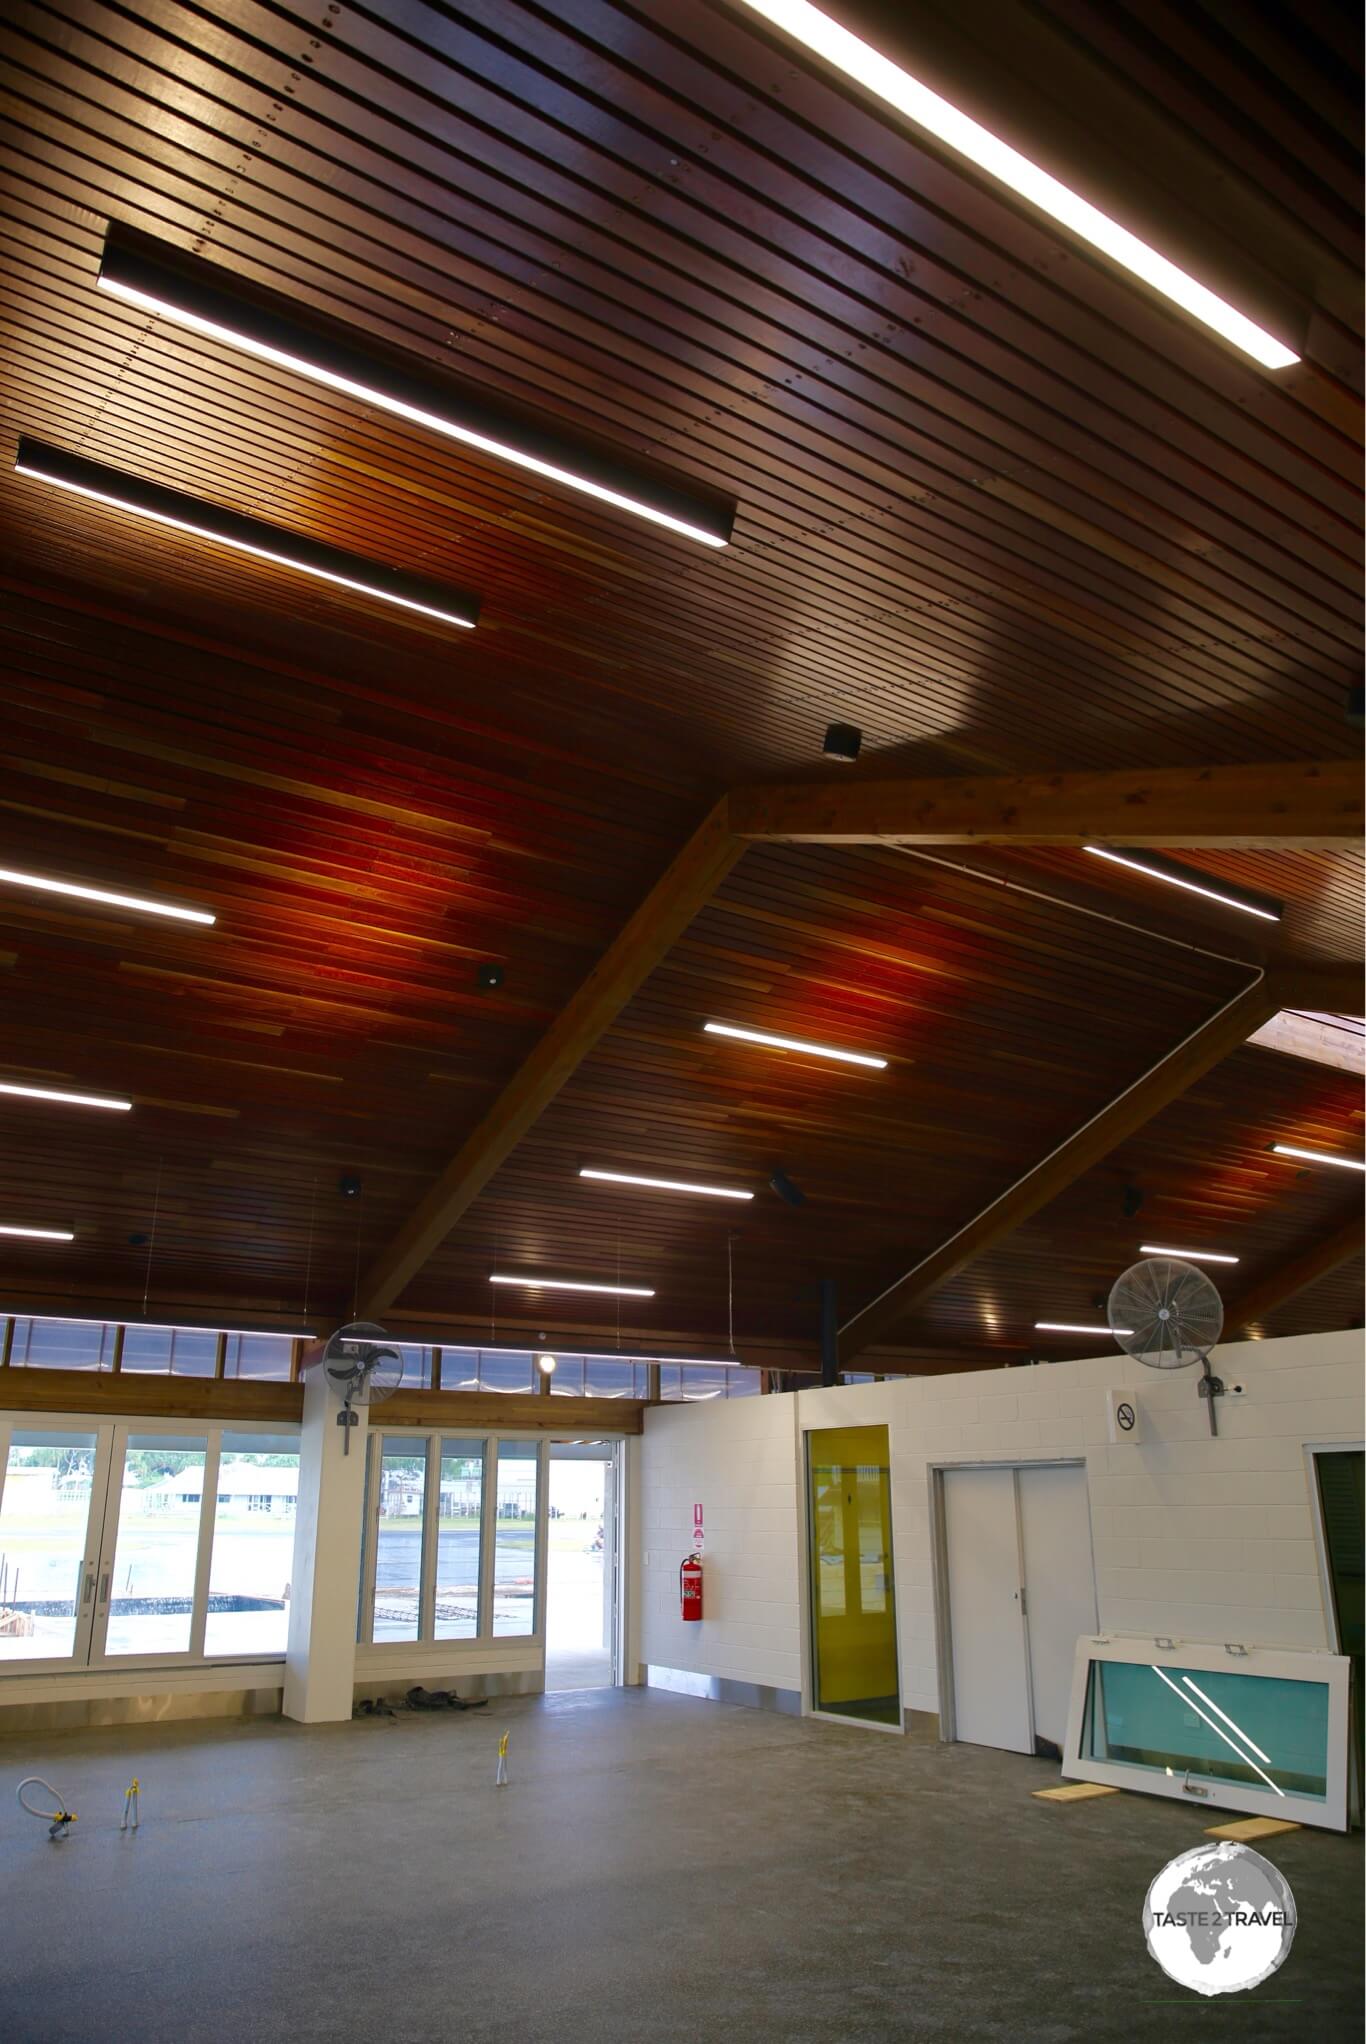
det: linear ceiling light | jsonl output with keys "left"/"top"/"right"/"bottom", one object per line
{"left": 0, "top": 859, "right": 214, "bottom": 927}
{"left": 1035, "top": 1321, "right": 1133, "bottom": 1336}
{"left": 1082, "top": 846, "right": 1281, "bottom": 922}
{"left": 580, "top": 1167, "right": 753, "bottom": 1200}
{"left": 1140, "top": 1245, "right": 1239, "bottom": 1265}
{"left": 96, "top": 227, "right": 735, "bottom": 549}
{"left": 0, "top": 1313, "right": 313, "bottom": 1339}
{"left": 0, "top": 1081, "right": 132, "bottom": 1112}
{"left": 1271, "top": 1143, "right": 1366, "bottom": 1172}
{"left": 488, "top": 1274, "right": 656, "bottom": 1297}
{"left": 16, "top": 438, "right": 479, "bottom": 631}
{"left": 704, "top": 1021, "right": 887, "bottom": 1068}
{"left": 736, "top": 1, "right": 1299, "bottom": 369}
{"left": 0, "top": 1225, "right": 74, "bottom": 1241}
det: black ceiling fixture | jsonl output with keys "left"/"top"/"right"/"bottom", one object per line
{"left": 769, "top": 1166, "right": 806, "bottom": 1208}
{"left": 1122, "top": 1184, "right": 1144, "bottom": 1217}
{"left": 339, "top": 1173, "right": 362, "bottom": 1199}
{"left": 822, "top": 721, "right": 862, "bottom": 763}
{"left": 97, "top": 225, "right": 737, "bottom": 550}
{"left": 475, "top": 962, "right": 504, "bottom": 990}
{"left": 15, "top": 438, "right": 482, "bottom": 631}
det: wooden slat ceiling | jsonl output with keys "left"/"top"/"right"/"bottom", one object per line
{"left": 0, "top": 0, "right": 1360, "bottom": 1356}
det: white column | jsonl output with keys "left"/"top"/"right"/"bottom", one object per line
{"left": 283, "top": 1361, "right": 368, "bottom": 1723}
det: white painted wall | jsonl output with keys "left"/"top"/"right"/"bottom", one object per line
{"left": 639, "top": 1329, "right": 1364, "bottom": 1717}
{"left": 640, "top": 1390, "right": 803, "bottom": 1695}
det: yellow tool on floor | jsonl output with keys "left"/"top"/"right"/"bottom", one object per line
{"left": 495, "top": 1731, "right": 510, "bottom": 1787}
{"left": 121, "top": 1778, "right": 140, "bottom": 1832}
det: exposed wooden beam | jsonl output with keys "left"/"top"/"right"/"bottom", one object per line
{"left": 1225, "top": 1213, "right": 1365, "bottom": 1336}
{"left": 728, "top": 759, "right": 1363, "bottom": 848}
{"left": 0, "top": 1368, "right": 645, "bottom": 1432}
{"left": 839, "top": 973, "right": 1283, "bottom": 1362}
{"left": 358, "top": 799, "right": 743, "bottom": 1318}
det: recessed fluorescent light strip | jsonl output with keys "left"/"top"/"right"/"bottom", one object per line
{"left": 1272, "top": 1143, "right": 1366, "bottom": 1172}
{"left": 0, "top": 859, "right": 214, "bottom": 927}
{"left": 0, "top": 1225, "right": 74, "bottom": 1241}
{"left": 735, "top": 1, "right": 1298, "bottom": 369}
{"left": 0, "top": 1313, "right": 312, "bottom": 1339}
{"left": 488, "top": 1274, "right": 655, "bottom": 1297}
{"left": 1082, "top": 846, "right": 1281, "bottom": 922}
{"left": 1140, "top": 1245, "right": 1239, "bottom": 1265}
{"left": 96, "top": 228, "right": 735, "bottom": 549}
{"left": 704, "top": 1021, "right": 886, "bottom": 1068}
{"left": 1035, "top": 1321, "right": 1133, "bottom": 1336}
{"left": 580, "top": 1167, "right": 753, "bottom": 1200}
{"left": 0, "top": 1082, "right": 132, "bottom": 1111}
{"left": 16, "top": 438, "right": 479, "bottom": 631}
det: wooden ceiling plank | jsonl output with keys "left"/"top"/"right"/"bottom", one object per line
{"left": 729, "top": 760, "right": 1363, "bottom": 849}
{"left": 1225, "top": 1212, "right": 1365, "bottom": 1335}
{"left": 356, "top": 798, "right": 742, "bottom": 1317}
{"left": 837, "top": 973, "right": 1283, "bottom": 1361}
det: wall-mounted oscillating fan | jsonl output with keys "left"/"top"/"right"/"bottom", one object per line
{"left": 1107, "top": 1258, "right": 1226, "bottom": 1435}
{"left": 322, "top": 1321, "right": 403, "bottom": 1452}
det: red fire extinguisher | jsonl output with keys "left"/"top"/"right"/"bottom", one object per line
{"left": 680, "top": 1553, "right": 703, "bottom": 1622}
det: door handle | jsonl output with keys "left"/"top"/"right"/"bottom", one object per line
{"left": 99, "top": 1571, "right": 111, "bottom": 1605}
{"left": 81, "top": 1569, "right": 95, "bottom": 1607}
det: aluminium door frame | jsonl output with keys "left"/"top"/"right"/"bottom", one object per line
{"left": 800, "top": 1421, "right": 906, "bottom": 1736}
{"left": 929, "top": 1456, "right": 1094, "bottom": 1747}
{"left": 0, "top": 1415, "right": 116, "bottom": 1676}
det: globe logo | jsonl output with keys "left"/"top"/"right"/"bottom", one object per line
{"left": 1143, "top": 1842, "right": 1297, "bottom": 1996}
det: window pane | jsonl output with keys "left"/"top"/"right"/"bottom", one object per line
{"left": 18, "top": 1320, "right": 112, "bottom": 1369}
{"left": 680, "top": 1366, "right": 728, "bottom": 1401}
{"left": 0, "top": 1429, "right": 98, "bottom": 1660}
{"left": 493, "top": 1445, "right": 540, "bottom": 1636}
{"left": 104, "top": 1435, "right": 210, "bottom": 1656}
{"left": 221, "top": 1335, "right": 294, "bottom": 1381}
{"left": 204, "top": 1435, "right": 300, "bottom": 1656}
{"left": 479, "top": 1351, "right": 533, "bottom": 1394}
{"left": 1081, "top": 1659, "right": 1331, "bottom": 1802}
{"left": 121, "top": 1327, "right": 174, "bottom": 1372}
{"left": 438, "top": 1350, "right": 482, "bottom": 1392}
{"left": 724, "top": 1369, "right": 761, "bottom": 1398}
{"left": 549, "top": 1356, "right": 586, "bottom": 1396}
{"left": 583, "top": 1358, "right": 640, "bottom": 1398}
{"left": 372, "top": 1445, "right": 425, "bottom": 1642}
{"left": 435, "top": 1439, "right": 484, "bottom": 1640}
{"left": 169, "top": 1330, "right": 218, "bottom": 1377}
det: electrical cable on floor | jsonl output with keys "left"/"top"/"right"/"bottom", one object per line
{"left": 17, "top": 1775, "right": 77, "bottom": 1839}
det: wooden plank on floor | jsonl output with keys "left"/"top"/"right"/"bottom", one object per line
{"left": 1205, "top": 1816, "right": 1303, "bottom": 1841}
{"left": 1032, "top": 1781, "right": 1122, "bottom": 1802}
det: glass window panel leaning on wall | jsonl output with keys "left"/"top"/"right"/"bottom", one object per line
{"left": 1060, "top": 1635, "right": 1351, "bottom": 1829}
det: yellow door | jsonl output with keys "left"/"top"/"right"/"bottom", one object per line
{"left": 806, "top": 1425, "right": 899, "bottom": 1725}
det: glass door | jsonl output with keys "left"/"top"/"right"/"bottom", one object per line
{"left": 0, "top": 1423, "right": 112, "bottom": 1671}
{"left": 806, "top": 1425, "right": 900, "bottom": 1726}
{"left": 91, "top": 1432, "right": 217, "bottom": 1662}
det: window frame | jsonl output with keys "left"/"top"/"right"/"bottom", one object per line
{"left": 356, "top": 1428, "right": 550, "bottom": 1655}
{"left": 1060, "top": 1632, "right": 1351, "bottom": 1830}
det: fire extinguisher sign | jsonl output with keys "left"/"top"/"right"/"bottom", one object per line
{"left": 692, "top": 1502, "right": 704, "bottom": 1552}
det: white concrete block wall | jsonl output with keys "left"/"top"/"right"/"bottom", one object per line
{"left": 640, "top": 1391, "right": 802, "bottom": 1693}
{"left": 638, "top": 1330, "right": 1364, "bottom": 1717}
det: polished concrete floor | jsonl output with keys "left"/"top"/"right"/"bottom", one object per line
{"left": 2, "top": 1689, "right": 1360, "bottom": 2042}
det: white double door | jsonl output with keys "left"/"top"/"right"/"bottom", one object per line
{"left": 0, "top": 1420, "right": 226, "bottom": 1673}
{"left": 942, "top": 1462, "right": 1097, "bottom": 1754}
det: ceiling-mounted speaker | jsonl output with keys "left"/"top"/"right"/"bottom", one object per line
{"left": 769, "top": 1166, "right": 806, "bottom": 1208}
{"left": 476, "top": 962, "right": 504, "bottom": 990}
